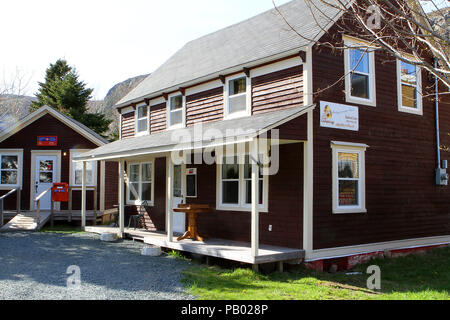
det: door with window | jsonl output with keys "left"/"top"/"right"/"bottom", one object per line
{"left": 35, "top": 155, "right": 57, "bottom": 210}
{"left": 172, "top": 164, "right": 185, "bottom": 234}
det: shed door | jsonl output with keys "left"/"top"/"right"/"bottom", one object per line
{"left": 35, "top": 156, "right": 57, "bottom": 210}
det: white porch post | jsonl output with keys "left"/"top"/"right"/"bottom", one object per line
{"left": 251, "top": 139, "right": 260, "bottom": 258}
{"left": 119, "top": 159, "right": 125, "bottom": 236}
{"left": 167, "top": 156, "right": 174, "bottom": 242}
{"left": 81, "top": 161, "right": 87, "bottom": 229}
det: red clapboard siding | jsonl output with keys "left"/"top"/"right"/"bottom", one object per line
{"left": 121, "top": 112, "right": 135, "bottom": 139}
{"left": 311, "top": 29, "right": 450, "bottom": 250}
{"left": 186, "top": 87, "right": 224, "bottom": 126}
{"left": 150, "top": 103, "right": 166, "bottom": 134}
{"left": 252, "top": 65, "right": 304, "bottom": 114}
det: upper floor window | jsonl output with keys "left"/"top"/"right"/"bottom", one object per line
{"left": 225, "top": 75, "right": 250, "bottom": 119}
{"left": 344, "top": 37, "right": 376, "bottom": 106}
{"left": 136, "top": 103, "right": 149, "bottom": 135}
{"left": 168, "top": 94, "right": 185, "bottom": 129}
{"left": 397, "top": 60, "right": 422, "bottom": 115}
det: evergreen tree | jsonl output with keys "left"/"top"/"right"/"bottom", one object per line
{"left": 30, "top": 59, "right": 112, "bottom": 138}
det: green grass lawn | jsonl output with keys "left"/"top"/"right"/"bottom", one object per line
{"left": 39, "top": 224, "right": 85, "bottom": 234}
{"left": 181, "top": 246, "right": 450, "bottom": 300}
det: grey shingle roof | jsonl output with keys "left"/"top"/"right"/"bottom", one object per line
{"left": 116, "top": 0, "right": 342, "bottom": 107}
{"left": 74, "top": 104, "right": 315, "bottom": 161}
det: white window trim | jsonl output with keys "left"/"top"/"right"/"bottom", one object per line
{"left": 167, "top": 93, "right": 186, "bottom": 130}
{"left": 224, "top": 73, "right": 251, "bottom": 120}
{"left": 215, "top": 150, "right": 269, "bottom": 213}
{"left": 135, "top": 103, "right": 150, "bottom": 136}
{"left": 396, "top": 59, "right": 423, "bottom": 116}
{"left": 126, "top": 160, "right": 155, "bottom": 206}
{"left": 343, "top": 37, "right": 377, "bottom": 107}
{"left": 0, "top": 149, "right": 23, "bottom": 189}
{"left": 70, "top": 149, "right": 97, "bottom": 187}
{"left": 331, "top": 142, "right": 368, "bottom": 214}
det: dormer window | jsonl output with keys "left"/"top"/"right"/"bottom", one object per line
{"left": 168, "top": 94, "right": 185, "bottom": 128}
{"left": 136, "top": 103, "right": 149, "bottom": 135}
{"left": 225, "top": 74, "right": 250, "bottom": 119}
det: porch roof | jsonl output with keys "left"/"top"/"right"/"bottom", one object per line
{"left": 74, "top": 104, "right": 315, "bottom": 162}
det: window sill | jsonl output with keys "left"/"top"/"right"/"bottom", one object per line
{"left": 345, "top": 95, "right": 376, "bottom": 107}
{"left": 224, "top": 111, "right": 251, "bottom": 121}
{"left": 216, "top": 205, "right": 268, "bottom": 213}
{"left": 398, "top": 106, "right": 423, "bottom": 116}
{"left": 333, "top": 208, "right": 367, "bottom": 215}
{"left": 135, "top": 131, "right": 150, "bottom": 137}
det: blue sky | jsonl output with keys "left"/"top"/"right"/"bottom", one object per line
{"left": 1, "top": 0, "right": 446, "bottom": 100}
{"left": 0, "top": 0, "right": 291, "bottom": 100}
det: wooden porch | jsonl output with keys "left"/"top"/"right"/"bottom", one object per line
{"left": 85, "top": 226, "right": 305, "bottom": 265}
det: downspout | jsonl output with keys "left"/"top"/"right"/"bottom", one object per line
{"left": 435, "top": 58, "right": 440, "bottom": 169}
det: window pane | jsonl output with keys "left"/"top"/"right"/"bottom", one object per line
{"left": 40, "top": 160, "right": 53, "bottom": 172}
{"left": 244, "top": 155, "right": 263, "bottom": 179}
{"left": 130, "top": 164, "right": 139, "bottom": 182}
{"left": 401, "top": 62, "right": 417, "bottom": 86}
{"left": 245, "top": 180, "right": 263, "bottom": 205}
{"left": 229, "top": 77, "right": 246, "bottom": 95}
{"left": 339, "top": 180, "right": 359, "bottom": 206}
{"left": 222, "top": 157, "right": 239, "bottom": 179}
{"left": 338, "top": 153, "right": 359, "bottom": 178}
{"left": 402, "top": 84, "right": 417, "bottom": 109}
{"left": 142, "top": 163, "right": 152, "bottom": 182}
{"left": 1, "top": 171, "right": 17, "bottom": 185}
{"left": 351, "top": 73, "right": 369, "bottom": 99}
{"left": 170, "top": 109, "right": 182, "bottom": 126}
{"left": 1, "top": 156, "right": 18, "bottom": 170}
{"left": 75, "top": 170, "right": 92, "bottom": 185}
{"left": 137, "top": 119, "right": 148, "bottom": 132}
{"left": 173, "top": 165, "right": 182, "bottom": 198}
{"left": 129, "top": 182, "right": 139, "bottom": 201}
{"left": 39, "top": 172, "right": 53, "bottom": 183}
{"left": 350, "top": 49, "right": 369, "bottom": 73}
{"left": 222, "top": 181, "right": 239, "bottom": 204}
{"left": 138, "top": 106, "right": 148, "bottom": 118}
{"left": 170, "top": 95, "right": 183, "bottom": 110}
{"left": 229, "top": 94, "right": 247, "bottom": 114}
{"left": 141, "top": 183, "right": 152, "bottom": 201}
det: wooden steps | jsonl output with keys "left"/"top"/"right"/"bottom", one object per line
{"left": 0, "top": 212, "right": 52, "bottom": 232}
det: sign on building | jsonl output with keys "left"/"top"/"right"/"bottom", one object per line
{"left": 320, "top": 101, "right": 359, "bottom": 131}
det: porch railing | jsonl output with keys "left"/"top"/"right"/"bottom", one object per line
{"left": 0, "top": 187, "right": 21, "bottom": 227}
{"left": 34, "top": 186, "right": 54, "bottom": 226}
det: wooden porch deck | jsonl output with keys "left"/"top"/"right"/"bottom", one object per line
{"left": 85, "top": 226, "right": 305, "bottom": 265}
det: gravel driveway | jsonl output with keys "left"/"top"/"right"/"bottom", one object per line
{"left": 0, "top": 232, "right": 194, "bottom": 300}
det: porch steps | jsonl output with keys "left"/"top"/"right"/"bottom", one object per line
{"left": 0, "top": 212, "right": 52, "bottom": 232}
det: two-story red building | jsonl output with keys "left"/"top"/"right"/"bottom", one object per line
{"left": 78, "top": 0, "right": 449, "bottom": 270}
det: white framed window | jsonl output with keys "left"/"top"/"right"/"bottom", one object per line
{"left": 331, "top": 141, "right": 368, "bottom": 214}
{"left": 135, "top": 103, "right": 149, "bottom": 135}
{"left": 167, "top": 94, "right": 185, "bottom": 129}
{"left": 344, "top": 37, "right": 377, "bottom": 107}
{"left": 0, "top": 150, "right": 23, "bottom": 188}
{"left": 397, "top": 59, "right": 422, "bottom": 115}
{"left": 70, "top": 150, "right": 97, "bottom": 187}
{"left": 127, "top": 161, "right": 154, "bottom": 206}
{"left": 224, "top": 74, "right": 251, "bottom": 119}
{"left": 216, "top": 152, "right": 268, "bottom": 212}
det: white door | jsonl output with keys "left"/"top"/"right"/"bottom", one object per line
{"left": 35, "top": 155, "right": 57, "bottom": 210}
{"left": 172, "top": 164, "right": 185, "bottom": 234}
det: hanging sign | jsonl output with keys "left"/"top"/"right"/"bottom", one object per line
{"left": 37, "top": 136, "right": 58, "bottom": 147}
{"left": 320, "top": 101, "right": 359, "bottom": 131}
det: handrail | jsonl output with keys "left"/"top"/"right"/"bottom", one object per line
{"left": 0, "top": 187, "right": 21, "bottom": 227}
{"left": 34, "top": 186, "right": 54, "bottom": 226}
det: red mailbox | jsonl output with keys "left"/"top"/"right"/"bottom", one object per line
{"left": 52, "top": 183, "right": 69, "bottom": 202}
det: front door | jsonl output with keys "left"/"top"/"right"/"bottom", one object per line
{"left": 35, "top": 155, "right": 57, "bottom": 210}
{"left": 172, "top": 164, "right": 185, "bottom": 234}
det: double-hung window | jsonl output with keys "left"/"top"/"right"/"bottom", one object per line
{"left": 331, "top": 142, "right": 367, "bottom": 214}
{"left": 397, "top": 59, "right": 422, "bottom": 115}
{"left": 71, "top": 150, "right": 96, "bottom": 186}
{"left": 127, "top": 161, "right": 154, "bottom": 205}
{"left": 344, "top": 37, "right": 376, "bottom": 106}
{"left": 136, "top": 103, "right": 149, "bottom": 135}
{"left": 225, "top": 75, "right": 250, "bottom": 119}
{"left": 168, "top": 94, "right": 185, "bottom": 129}
{"left": 217, "top": 153, "right": 267, "bottom": 212}
{"left": 0, "top": 151, "right": 22, "bottom": 187}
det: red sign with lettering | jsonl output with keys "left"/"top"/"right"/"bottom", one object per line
{"left": 37, "top": 136, "right": 58, "bottom": 147}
